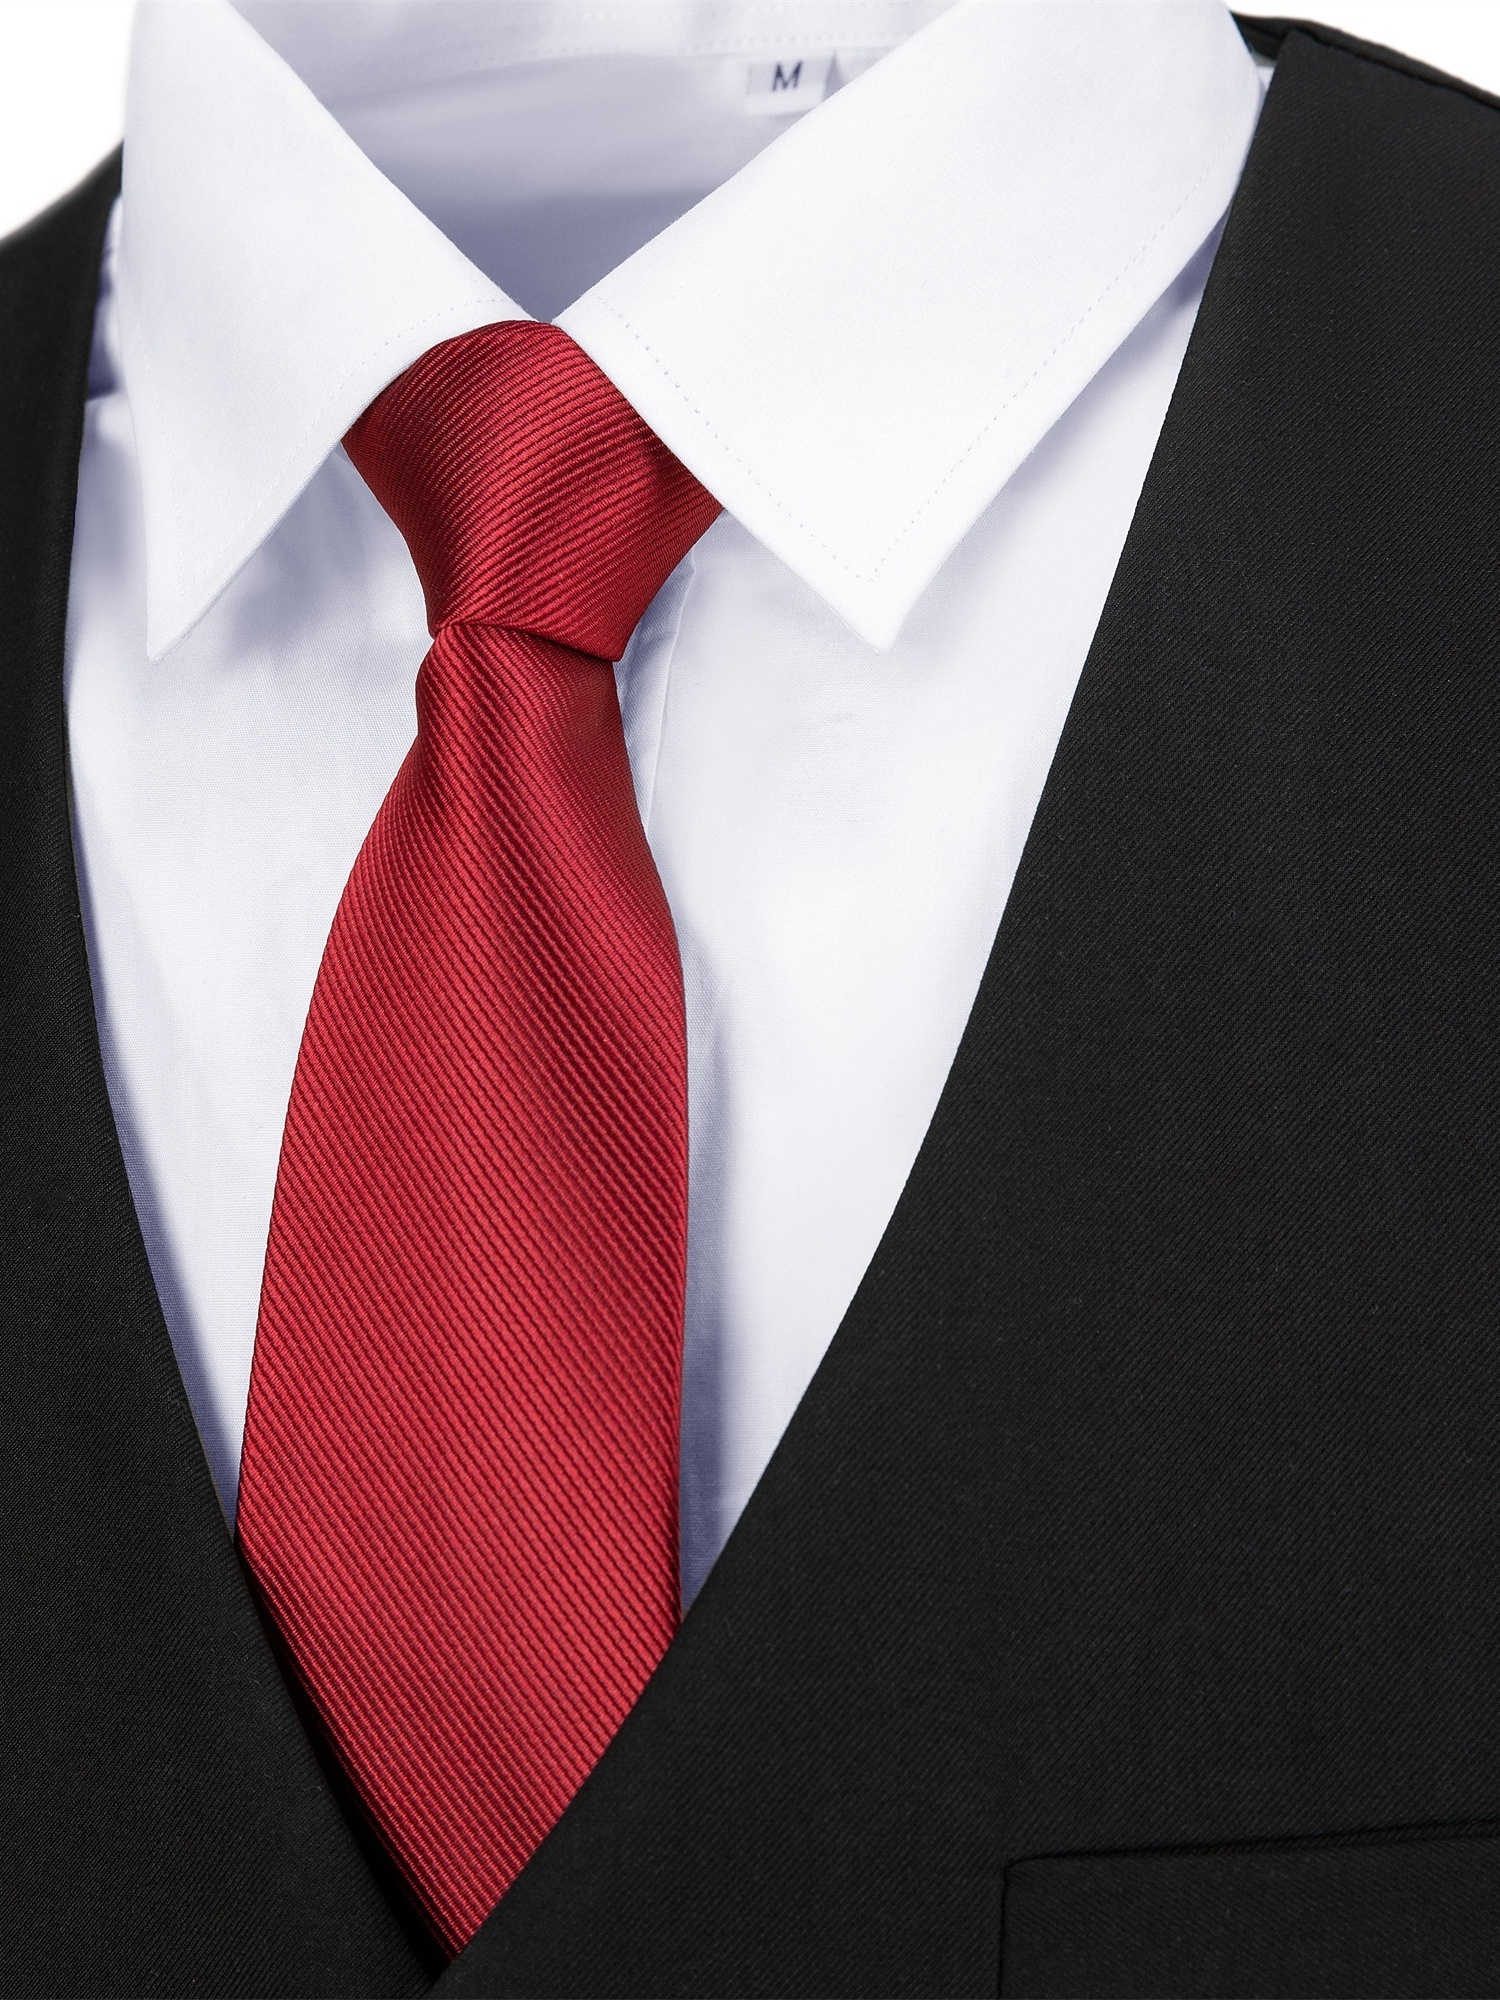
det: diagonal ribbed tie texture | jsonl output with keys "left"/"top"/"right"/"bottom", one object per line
{"left": 235, "top": 321, "right": 721, "bottom": 1953}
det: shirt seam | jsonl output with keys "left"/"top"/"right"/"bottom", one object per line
{"left": 639, "top": 548, "right": 697, "bottom": 838}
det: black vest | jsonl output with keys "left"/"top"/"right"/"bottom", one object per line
{"left": 5, "top": 20, "right": 1500, "bottom": 1997}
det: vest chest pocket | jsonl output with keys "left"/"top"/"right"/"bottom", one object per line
{"left": 1000, "top": 1822, "right": 1500, "bottom": 1998}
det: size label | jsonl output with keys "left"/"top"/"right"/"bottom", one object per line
{"left": 745, "top": 55, "right": 834, "bottom": 117}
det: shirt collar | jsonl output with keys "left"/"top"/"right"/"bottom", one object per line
{"left": 119, "top": 0, "right": 1263, "bottom": 657}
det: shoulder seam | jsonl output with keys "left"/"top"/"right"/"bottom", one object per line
{"left": 0, "top": 148, "right": 121, "bottom": 267}
{"left": 1236, "top": 13, "right": 1500, "bottom": 120}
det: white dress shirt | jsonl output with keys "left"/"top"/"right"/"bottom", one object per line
{"left": 65, "top": 0, "right": 1266, "bottom": 1602}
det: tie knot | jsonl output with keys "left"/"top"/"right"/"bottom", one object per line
{"left": 345, "top": 322, "right": 719, "bottom": 659}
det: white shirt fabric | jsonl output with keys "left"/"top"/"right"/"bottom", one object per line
{"left": 65, "top": 0, "right": 1267, "bottom": 1602}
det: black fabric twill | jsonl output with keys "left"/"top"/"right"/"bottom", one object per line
{"left": 5, "top": 18, "right": 1500, "bottom": 2000}
{"left": 1000, "top": 1826, "right": 1500, "bottom": 1996}
{"left": 0, "top": 158, "right": 426, "bottom": 1997}
{"left": 442, "top": 22, "right": 1500, "bottom": 2000}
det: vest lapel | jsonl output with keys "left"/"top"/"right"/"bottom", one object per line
{"left": 0, "top": 159, "right": 427, "bottom": 1997}
{"left": 445, "top": 24, "right": 1500, "bottom": 1996}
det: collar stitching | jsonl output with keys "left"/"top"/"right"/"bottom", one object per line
{"left": 866, "top": 114, "right": 1250, "bottom": 579}
{"left": 584, "top": 114, "right": 1245, "bottom": 591}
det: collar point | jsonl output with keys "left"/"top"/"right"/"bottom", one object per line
{"left": 144, "top": 575, "right": 215, "bottom": 662}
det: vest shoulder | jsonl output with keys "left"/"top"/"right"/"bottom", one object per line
{"left": 1243, "top": 16, "right": 1500, "bottom": 132}
{"left": 0, "top": 149, "right": 119, "bottom": 333}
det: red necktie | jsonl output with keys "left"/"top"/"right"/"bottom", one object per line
{"left": 235, "top": 321, "right": 720, "bottom": 1953}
